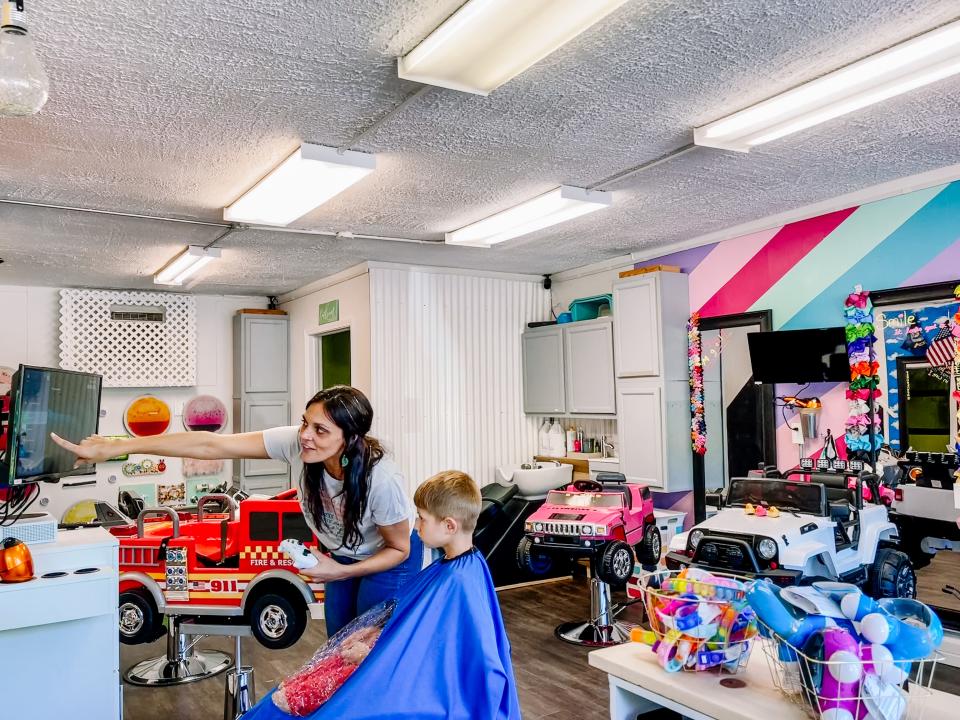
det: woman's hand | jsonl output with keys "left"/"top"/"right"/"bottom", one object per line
{"left": 298, "top": 549, "right": 349, "bottom": 583}
{"left": 50, "top": 433, "right": 124, "bottom": 466}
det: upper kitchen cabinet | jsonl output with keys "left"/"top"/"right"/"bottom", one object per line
{"left": 522, "top": 325, "right": 566, "bottom": 414}
{"left": 564, "top": 318, "right": 616, "bottom": 414}
{"left": 613, "top": 272, "right": 690, "bottom": 381}
{"left": 522, "top": 318, "right": 616, "bottom": 416}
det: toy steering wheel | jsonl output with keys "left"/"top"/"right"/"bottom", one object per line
{"left": 572, "top": 479, "right": 604, "bottom": 492}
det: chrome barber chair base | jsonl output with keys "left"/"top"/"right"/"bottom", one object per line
{"left": 125, "top": 650, "right": 233, "bottom": 686}
{"left": 555, "top": 619, "right": 634, "bottom": 647}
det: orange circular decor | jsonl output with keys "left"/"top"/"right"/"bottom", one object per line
{"left": 124, "top": 395, "right": 172, "bottom": 437}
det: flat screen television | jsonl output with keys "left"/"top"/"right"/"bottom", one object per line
{"left": 1, "top": 365, "right": 102, "bottom": 486}
{"left": 747, "top": 328, "right": 850, "bottom": 384}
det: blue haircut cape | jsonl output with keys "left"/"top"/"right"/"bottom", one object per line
{"left": 244, "top": 547, "right": 521, "bottom": 720}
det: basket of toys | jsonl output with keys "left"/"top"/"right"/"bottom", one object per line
{"left": 748, "top": 579, "right": 944, "bottom": 720}
{"left": 628, "top": 567, "right": 759, "bottom": 674}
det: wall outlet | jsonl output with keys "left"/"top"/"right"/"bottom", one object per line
{"left": 790, "top": 424, "right": 804, "bottom": 445}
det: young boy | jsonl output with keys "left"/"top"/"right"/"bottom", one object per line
{"left": 249, "top": 470, "right": 522, "bottom": 720}
{"left": 413, "top": 469, "right": 484, "bottom": 561}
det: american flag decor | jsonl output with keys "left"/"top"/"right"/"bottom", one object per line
{"left": 926, "top": 324, "right": 958, "bottom": 367}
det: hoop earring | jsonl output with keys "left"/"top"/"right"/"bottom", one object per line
{"left": 341, "top": 454, "right": 349, "bottom": 468}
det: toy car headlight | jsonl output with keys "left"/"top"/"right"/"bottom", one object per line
{"left": 595, "top": 525, "right": 606, "bottom": 535}
{"left": 534, "top": 522, "right": 544, "bottom": 532}
{"left": 689, "top": 530, "right": 704, "bottom": 549}
{"left": 757, "top": 538, "right": 777, "bottom": 559}
{"left": 581, "top": 524, "right": 594, "bottom": 535}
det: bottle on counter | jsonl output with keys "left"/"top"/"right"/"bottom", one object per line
{"left": 538, "top": 418, "right": 551, "bottom": 456}
{"left": 566, "top": 426, "right": 576, "bottom": 454}
{"left": 574, "top": 426, "right": 583, "bottom": 453}
{"left": 548, "top": 419, "right": 566, "bottom": 457}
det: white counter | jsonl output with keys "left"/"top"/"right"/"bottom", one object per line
{"left": 0, "top": 526, "right": 120, "bottom": 720}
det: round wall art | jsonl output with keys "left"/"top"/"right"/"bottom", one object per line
{"left": 124, "top": 395, "right": 172, "bottom": 437}
{"left": 182, "top": 395, "right": 228, "bottom": 433}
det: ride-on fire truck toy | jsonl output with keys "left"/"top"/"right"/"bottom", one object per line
{"left": 111, "top": 489, "right": 323, "bottom": 656}
{"left": 517, "top": 472, "right": 661, "bottom": 646}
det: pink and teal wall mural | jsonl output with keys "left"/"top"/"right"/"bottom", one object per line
{"left": 638, "top": 179, "right": 960, "bottom": 471}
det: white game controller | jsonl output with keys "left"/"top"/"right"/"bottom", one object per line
{"left": 278, "top": 538, "right": 319, "bottom": 570}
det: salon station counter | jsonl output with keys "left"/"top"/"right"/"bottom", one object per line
{"left": 0, "top": 526, "right": 120, "bottom": 720}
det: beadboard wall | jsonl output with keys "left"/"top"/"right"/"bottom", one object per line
{"left": 369, "top": 265, "right": 550, "bottom": 494}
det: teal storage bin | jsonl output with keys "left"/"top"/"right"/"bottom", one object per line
{"left": 568, "top": 294, "right": 613, "bottom": 322}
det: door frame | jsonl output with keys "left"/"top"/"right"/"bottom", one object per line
{"left": 306, "top": 321, "right": 352, "bottom": 396}
{"left": 691, "top": 310, "right": 775, "bottom": 523}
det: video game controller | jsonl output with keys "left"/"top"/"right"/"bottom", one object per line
{"left": 278, "top": 538, "right": 319, "bottom": 570}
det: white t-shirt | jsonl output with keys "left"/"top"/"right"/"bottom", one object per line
{"left": 262, "top": 425, "right": 414, "bottom": 559}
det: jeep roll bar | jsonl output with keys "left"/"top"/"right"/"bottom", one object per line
{"left": 780, "top": 469, "right": 882, "bottom": 511}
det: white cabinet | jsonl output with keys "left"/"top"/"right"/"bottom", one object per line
{"left": 0, "top": 528, "right": 120, "bottom": 720}
{"left": 565, "top": 320, "right": 616, "bottom": 414}
{"left": 614, "top": 272, "right": 689, "bottom": 382}
{"left": 613, "top": 271, "right": 692, "bottom": 491}
{"left": 522, "top": 318, "right": 615, "bottom": 416}
{"left": 617, "top": 379, "right": 692, "bottom": 491}
{"left": 522, "top": 326, "right": 567, "bottom": 414}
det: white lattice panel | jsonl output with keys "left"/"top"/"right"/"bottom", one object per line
{"left": 59, "top": 289, "right": 197, "bottom": 387}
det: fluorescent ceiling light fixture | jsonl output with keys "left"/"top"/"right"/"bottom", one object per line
{"left": 224, "top": 144, "right": 376, "bottom": 226}
{"left": 445, "top": 186, "right": 612, "bottom": 247}
{"left": 154, "top": 245, "right": 221, "bottom": 286}
{"left": 398, "top": 0, "right": 630, "bottom": 95}
{"left": 694, "top": 19, "right": 960, "bottom": 152}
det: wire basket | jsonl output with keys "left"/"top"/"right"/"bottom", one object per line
{"left": 631, "top": 568, "right": 759, "bottom": 674}
{"left": 758, "top": 620, "right": 941, "bottom": 720}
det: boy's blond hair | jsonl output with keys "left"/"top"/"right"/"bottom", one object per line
{"left": 414, "top": 470, "right": 483, "bottom": 533}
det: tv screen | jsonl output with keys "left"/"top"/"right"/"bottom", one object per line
{"left": 747, "top": 328, "right": 849, "bottom": 384}
{"left": 3, "top": 365, "right": 102, "bottom": 486}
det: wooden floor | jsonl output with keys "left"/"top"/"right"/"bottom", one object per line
{"left": 916, "top": 550, "right": 960, "bottom": 613}
{"left": 122, "top": 576, "right": 958, "bottom": 719}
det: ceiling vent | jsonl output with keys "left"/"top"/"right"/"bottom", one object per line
{"left": 109, "top": 305, "right": 166, "bottom": 323}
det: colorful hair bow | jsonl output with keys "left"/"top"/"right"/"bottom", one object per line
{"left": 845, "top": 323, "right": 876, "bottom": 343}
{"left": 850, "top": 361, "right": 880, "bottom": 381}
{"left": 845, "top": 388, "right": 881, "bottom": 401}
{"left": 847, "top": 349, "right": 872, "bottom": 365}
{"left": 843, "top": 307, "right": 874, "bottom": 324}
{"left": 844, "top": 291, "right": 872, "bottom": 310}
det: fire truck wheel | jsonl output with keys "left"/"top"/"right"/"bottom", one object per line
{"left": 118, "top": 589, "right": 163, "bottom": 645}
{"left": 637, "top": 524, "right": 662, "bottom": 566}
{"left": 249, "top": 591, "right": 306, "bottom": 650}
{"left": 598, "top": 540, "right": 634, "bottom": 585}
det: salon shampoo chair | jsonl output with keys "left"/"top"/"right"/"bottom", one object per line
{"left": 473, "top": 463, "right": 573, "bottom": 587}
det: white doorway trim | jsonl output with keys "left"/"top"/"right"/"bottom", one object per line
{"left": 305, "top": 320, "right": 351, "bottom": 399}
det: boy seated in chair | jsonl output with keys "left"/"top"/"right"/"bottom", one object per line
{"left": 244, "top": 471, "right": 521, "bottom": 720}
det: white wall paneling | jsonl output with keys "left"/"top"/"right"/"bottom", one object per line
{"left": 0, "top": 285, "right": 267, "bottom": 521}
{"left": 370, "top": 267, "right": 550, "bottom": 494}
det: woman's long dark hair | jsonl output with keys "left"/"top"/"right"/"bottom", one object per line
{"left": 301, "top": 385, "right": 384, "bottom": 552}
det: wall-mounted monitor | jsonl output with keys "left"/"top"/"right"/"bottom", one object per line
{"left": 747, "top": 328, "right": 849, "bottom": 384}
{"left": 1, "top": 365, "right": 102, "bottom": 486}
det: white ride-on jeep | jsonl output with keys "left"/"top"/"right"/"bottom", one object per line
{"left": 665, "top": 470, "right": 916, "bottom": 599}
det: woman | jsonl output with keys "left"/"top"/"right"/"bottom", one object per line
{"left": 52, "top": 385, "right": 421, "bottom": 637}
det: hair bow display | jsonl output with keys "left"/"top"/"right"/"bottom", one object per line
{"left": 842, "top": 285, "right": 883, "bottom": 461}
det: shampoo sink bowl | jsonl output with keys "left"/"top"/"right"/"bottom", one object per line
{"left": 495, "top": 461, "right": 572, "bottom": 499}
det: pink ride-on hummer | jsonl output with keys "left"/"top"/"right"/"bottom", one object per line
{"left": 518, "top": 473, "right": 661, "bottom": 586}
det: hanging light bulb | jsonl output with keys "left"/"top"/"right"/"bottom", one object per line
{"left": 0, "top": 0, "right": 48, "bottom": 117}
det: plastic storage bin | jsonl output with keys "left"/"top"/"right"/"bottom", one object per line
{"left": 568, "top": 294, "right": 613, "bottom": 321}
{"left": 652, "top": 508, "right": 686, "bottom": 550}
